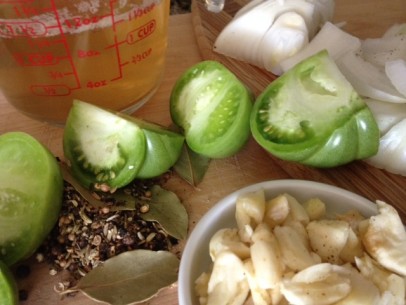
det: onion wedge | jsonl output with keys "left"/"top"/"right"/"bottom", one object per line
{"left": 214, "top": 0, "right": 315, "bottom": 70}
{"left": 280, "top": 22, "right": 361, "bottom": 74}
{"left": 365, "top": 98, "right": 406, "bottom": 134}
{"left": 367, "top": 118, "right": 406, "bottom": 176}
{"left": 260, "top": 12, "right": 309, "bottom": 75}
{"left": 336, "top": 51, "right": 406, "bottom": 103}
{"left": 361, "top": 35, "right": 406, "bottom": 67}
{"left": 385, "top": 59, "right": 406, "bottom": 98}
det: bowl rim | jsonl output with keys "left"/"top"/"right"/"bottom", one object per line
{"left": 178, "top": 179, "right": 377, "bottom": 305}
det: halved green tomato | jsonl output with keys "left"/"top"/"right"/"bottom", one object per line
{"left": 0, "top": 132, "right": 63, "bottom": 266}
{"left": 0, "top": 261, "right": 18, "bottom": 305}
{"left": 63, "top": 100, "right": 185, "bottom": 189}
{"left": 127, "top": 118, "right": 184, "bottom": 179}
{"left": 170, "top": 61, "right": 253, "bottom": 158}
{"left": 64, "top": 100, "right": 147, "bottom": 190}
{"left": 250, "top": 50, "right": 380, "bottom": 167}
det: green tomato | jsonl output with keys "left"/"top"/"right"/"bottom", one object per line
{"left": 250, "top": 50, "right": 380, "bottom": 167}
{"left": 64, "top": 100, "right": 184, "bottom": 189}
{"left": 128, "top": 118, "right": 185, "bottom": 179}
{"left": 64, "top": 100, "right": 147, "bottom": 190}
{"left": 0, "top": 132, "right": 63, "bottom": 266}
{"left": 170, "top": 60, "right": 253, "bottom": 158}
{"left": 0, "top": 261, "right": 18, "bottom": 305}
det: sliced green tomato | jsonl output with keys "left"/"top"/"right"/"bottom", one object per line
{"left": 0, "top": 132, "right": 63, "bottom": 266}
{"left": 64, "top": 100, "right": 147, "bottom": 190}
{"left": 170, "top": 60, "right": 253, "bottom": 158}
{"left": 127, "top": 118, "right": 185, "bottom": 179}
{"left": 250, "top": 50, "right": 380, "bottom": 167}
{"left": 0, "top": 261, "right": 18, "bottom": 305}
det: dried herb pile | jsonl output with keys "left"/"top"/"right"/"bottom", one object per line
{"left": 36, "top": 172, "right": 183, "bottom": 288}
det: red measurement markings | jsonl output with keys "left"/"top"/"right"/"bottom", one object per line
{"left": 127, "top": 3, "right": 156, "bottom": 21}
{"left": 63, "top": 14, "right": 110, "bottom": 31}
{"left": 87, "top": 80, "right": 108, "bottom": 88}
{"left": 49, "top": 71, "right": 76, "bottom": 80}
{"left": 0, "top": 0, "right": 34, "bottom": 3}
{"left": 132, "top": 48, "right": 152, "bottom": 64}
{"left": 46, "top": 0, "right": 81, "bottom": 91}
{"left": 126, "top": 20, "right": 156, "bottom": 44}
{"left": 0, "top": 21, "right": 46, "bottom": 37}
{"left": 13, "top": 52, "right": 61, "bottom": 66}
{"left": 30, "top": 84, "right": 70, "bottom": 96}
{"left": 107, "top": 0, "right": 125, "bottom": 82}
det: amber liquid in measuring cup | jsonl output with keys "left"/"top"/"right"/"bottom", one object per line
{"left": 0, "top": 0, "right": 170, "bottom": 125}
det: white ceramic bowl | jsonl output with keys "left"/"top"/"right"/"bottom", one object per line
{"left": 178, "top": 179, "right": 378, "bottom": 305}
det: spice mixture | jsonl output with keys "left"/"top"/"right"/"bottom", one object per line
{"left": 36, "top": 173, "right": 178, "bottom": 289}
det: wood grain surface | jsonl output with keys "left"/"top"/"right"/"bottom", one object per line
{"left": 0, "top": 2, "right": 406, "bottom": 304}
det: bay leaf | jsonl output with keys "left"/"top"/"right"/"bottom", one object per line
{"left": 141, "top": 185, "right": 188, "bottom": 240}
{"left": 60, "top": 162, "right": 137, "bottom": 211}
{"left": 69, "top": 250, "right": 179, "bottom": 305}
{"left": 173, "top": 144, "right": 211, "bottom": 186}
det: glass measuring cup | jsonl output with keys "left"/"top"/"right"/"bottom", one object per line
{"left": 0, "top": 0, "right": 170, "bottom": 125}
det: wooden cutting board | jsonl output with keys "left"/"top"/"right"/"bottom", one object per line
{"left": 0, "top": 3, "right": 406, "bottom": 304}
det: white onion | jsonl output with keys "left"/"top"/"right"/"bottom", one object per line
{"left": 280, "top": 22, "right": 361, "bottom": 74}
{"left": 365, "top": 98, "right": 406, "bottom": 135}
{"left": 367, "top": 118, "right": 406, "bottom": 176}
{"left": 336, "top": 51, "right": 406, "bottom": 103}
{"left": 260, "top": 12, "right": 309, "bottom": 75}
{"left": 385, "top": 59, "right": 406, "bottom": 98}
{"left": 361, "top": 35, "right": 406, "bottom": 67}
{"left": 383, "top": 23, "right": 406, "bottom": 38}
{"left": 213, "top": 0, "right": 335, "bottom": 73}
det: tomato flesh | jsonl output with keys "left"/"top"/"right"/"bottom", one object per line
{"left": 64, "top": 100, "right": 185, "bottom": 188}
{"left": 170, "top": 61, "right": 253, "bottom": 158}
{"left": 251, "top": 51, "right": 380, "bottom": 167}
{"left": 64, "top": 101, "right": 147, "bottom": 190}
{"left": 0, "top": 132, "right": 63, "bottom": 266}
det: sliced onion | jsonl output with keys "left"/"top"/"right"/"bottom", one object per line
{"left": 361, "top": 35, "right": 406, "bottom": 67}
{"left": 366, "top": 118, "right": 406, "bottom": 176}
{"left": 385, "top": 59, "right": 406, "bottom": 98}
{"left": 383, "top": 23, "right": 406, "bottom": 38}
{"left": 234, "top": 0, "right": 266, "bottom": 18}
{"left": 260, "top": 12, "right": 309, "bottom": 75}
{"left": 336, "top": 51, "right": 406, "bottom": 103}
{"left": 280, "top": 22, "right": 361, "bottom": 74}
{"left": 214, "top": 0, "right": 316, "bottom": 70}
{"left": 365, "top": 98, "right": 406, "bottom": 135}
{"left": 214, "top": 0, "right": 278, "bottom": 67}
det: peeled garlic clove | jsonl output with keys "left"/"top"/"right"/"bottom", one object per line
{"left": 235, "top": 189, "right": 266, "bottom": 242}
{"left": 283, "top": 193, "right": 310, "bottom": 225}
{"left": 355, "top": 255, "right": 405, "bottom": 304}
{"left": 251, "top": 223, "right": 284, "bottom": 289}
{"left": 302, "top": 197, "right": 326, "bottom": 220}
{"left": 333, "top": 265, "right": 381, "bottom": 305}
{"left": 306, "top": 219, "right": 350, "bottom": 264}
{"left": 362, "top": 201, "right": 406, "bottom": 276}
{"left": 281, "top": 263, "right": 351, "bottom": 305}
{"left": 207, "top": 251, "right": 250, "bottom": 305}
{"left": 244, "top": 259, "right": 274, "bottom": 305}
{"left": 264, "top": 194, "right": 290, "bottom": 228}
{"left": 274, "top": 225, "right": 316, "bottom": 271}
{"left": 209, "top": 228, "right": 250, "bottom": 261}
